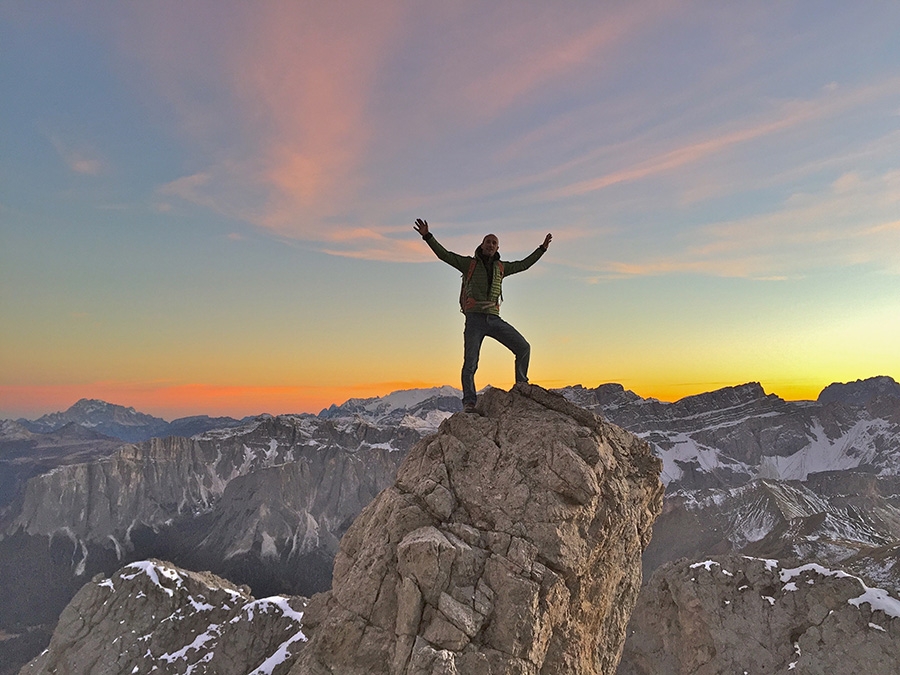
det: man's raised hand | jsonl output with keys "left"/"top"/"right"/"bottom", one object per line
{"left": 414, "top": 218, "right": 429, "bottom": 237}
{"left": 542, "top": 233, "right": 553, "bottom": 250}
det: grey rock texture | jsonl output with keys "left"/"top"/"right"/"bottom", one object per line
{"left": 562, "top": 378, "right": 900, "bottom": 487}
{"left": 291, "top": 384, "right": 663, "bottom": 674}
{"left": 818, "top": 375, "right": 900, "bottom": 406}
{"left": 6, "top": 414, "right": 415, "bottom": 590}
{"left": 0, "top": 421, "right": 124, "bottom": 512}
{"left": 20, "top": 559, "right": 307, "bottom": 675}
{"left": 618, "top": 554, "right": 900, "bottom": 675}
{"left": 642, "top": 476, "right": 900, "bottom": 588}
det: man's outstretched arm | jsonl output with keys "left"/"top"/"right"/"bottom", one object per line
{"left": 414, "top": 218, "right": 469, "bottom": 272}
{"left": 504, "top": 232, "right": 553, "bottom": 276}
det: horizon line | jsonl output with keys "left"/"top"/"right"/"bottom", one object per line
{"left": 4, "top": 375, "right": 895, "bottom": 422}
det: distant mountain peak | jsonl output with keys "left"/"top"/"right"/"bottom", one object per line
{"left": 818, "top": 375, "right": 900, "bottom": 406}
{"left": 12, "top": 399, "right": 244, "bottom": 443}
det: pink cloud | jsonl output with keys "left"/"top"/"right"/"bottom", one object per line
{"left": 49, "top": 134, "right": 104, "bottom": 175}
{"left": 458, "top": 3, "right": 667, "bottom": 120}
{"left": 118, "top": 2, "right": 406, "bottom": 236}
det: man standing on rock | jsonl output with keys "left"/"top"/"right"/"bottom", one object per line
{"left": 414, "top": 218, "right": 552, "bottom": 413}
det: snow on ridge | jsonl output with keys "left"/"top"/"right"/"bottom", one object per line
{"left": 325, "top": 386, "right": 461, "bottom": 419}
{"left": 370, "top": 385, "right": 460, "bottom": 412}
{"left": 758, "top": 418, "right": 886, "bottom": 481}
{"left": 849, "top": 587, "right": 900, "bottom": 618}
{"left": 690, "top": 560, "right": 722, "bottom": 572}
{"left": 196, "top": 418, "right": 264, "bottom": 441}
{"left": 237, "top": 596, "right": 305, "bottom": 624}
{"left": 159, "top": 626, "right": 220, "bottom": 664}
{"left": 779, "top": 562, "right": 900, "bottom": 618}
{"left": 646, "top": 413, "right": 897, "bottom": 486}
{"left": 121, "top": 560, "right": 184, "bottom": 597}
{"left": 695, "top": 556, "right": 900, "bottom": 620}
{"left": 399, "top": 410, "right": 453, "bottom": 434}
{"left": 661, "top": 394, "right": 774, "bottom": 425}
{"left": 728, "top": 557, "right": 900, "bottom": 619}
{"left": 650, "top": 433, "right": 752, "bottom": 485}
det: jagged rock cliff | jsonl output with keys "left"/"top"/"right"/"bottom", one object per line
{"left": 291, "top": 384, "right": 663, "bottom": 674}
{"left": 5, "top": 414, "right": 417, "bottom": 592}
{"left": 20, "top": 559, "right": 306, "bottom": 675}
{"left": 618, "top": 554, "right": 900, "bottom": 674}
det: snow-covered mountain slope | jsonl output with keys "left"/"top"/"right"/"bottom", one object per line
{"left": 558, "top": 379, "right": 900, "bottom": 488}
{"left": 20, "top": 559, "right": 308, "bottom": 675}
{"left": 643, "top": 477, "right": 900, "bottom": 586}
{"left": 317, "top": 385, "right": 461, "bottom": 432}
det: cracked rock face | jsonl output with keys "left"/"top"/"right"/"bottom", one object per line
{"left": 618, "top": 554, "right": 900, "bottom": 675}
{"left": 291, "top": 384, "right": 663, "bottom": 675}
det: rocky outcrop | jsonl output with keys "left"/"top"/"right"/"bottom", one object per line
{"left": 291, "top": 384, "right": 663, "bottom": 674}
{"left": 818, "top": 376, "right": 900, "bottom": 406}
{"left": 618, "top": 554, "right": 900, "bottom": 674}
{"left": 20, "top": 559, "right": 307, "bottom": 675}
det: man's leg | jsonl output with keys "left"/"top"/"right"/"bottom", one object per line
{"left": 485, "top": 315, "right": 531, "bottom": 384}
{"left": 462, "top": 313, "right": 487, "bottom": 406}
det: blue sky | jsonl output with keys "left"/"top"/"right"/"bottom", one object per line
{"left": 2, "top": 1, "right": 899, "bottom": 418}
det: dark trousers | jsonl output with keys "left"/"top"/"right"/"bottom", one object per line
{"left": 462, "top": 312, "right": 530, "bottom": 405}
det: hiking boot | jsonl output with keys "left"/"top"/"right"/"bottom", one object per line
{"left": 463, "top": 402, "right": 478, "bottom": 414}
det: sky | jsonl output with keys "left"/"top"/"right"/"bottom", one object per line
{"left": 2, "top": 1, "right": 899, "bottom": 420}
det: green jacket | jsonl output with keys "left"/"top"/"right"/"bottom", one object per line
{"left": 423, "top": 232, "right": 545, "bottom": 315}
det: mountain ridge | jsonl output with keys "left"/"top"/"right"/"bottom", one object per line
{"left": 1, "top": 375, "right": 899, "bottom": 674}
{"left": 9, "top": 376, "right": 898, "bottom": 443}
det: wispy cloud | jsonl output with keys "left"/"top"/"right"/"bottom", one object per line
{"left": 595, "top": 165, "right": 900, "bottom": 280}
{"left": 452, "top": 2, "right": 673, "bottom": 121}
{"left": 542, "top": 78, "right": 900, "bottom": 201}
{"left": 49, "top": 134, "right": 104, "bottom": 175}
{"left": 106, "top": 1, "right": 900, "bottom": 277}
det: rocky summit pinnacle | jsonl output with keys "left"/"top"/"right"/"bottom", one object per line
{"left": 291, "top": 383, "right": 663, "bottom": 674}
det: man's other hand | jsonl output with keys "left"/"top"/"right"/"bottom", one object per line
{"left": 414, "top": 218, "right": 429, "bottom": 237}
